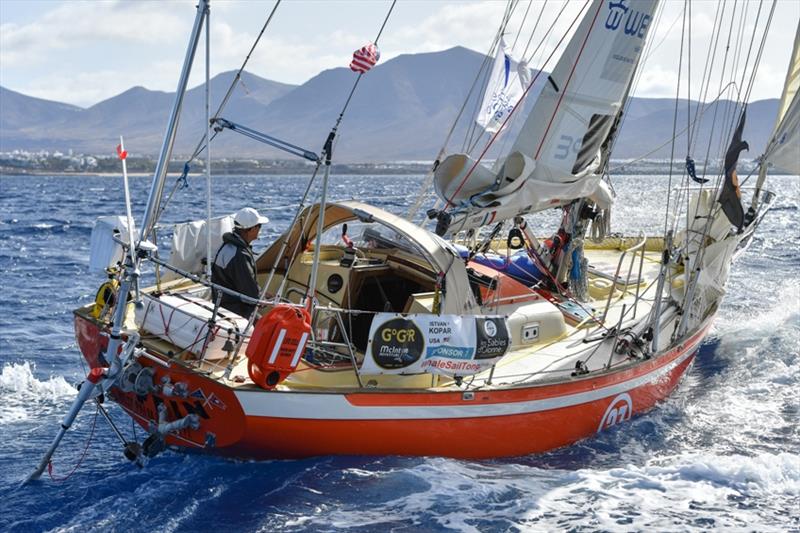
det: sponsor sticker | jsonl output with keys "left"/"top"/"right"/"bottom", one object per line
{"left": 371, "top": 317, "right": 424, "bottom": 370}
{"left": 363, "top": 313, "right": 510, "bottom": 376}
{"left": 475, "top": 318, "right": 510, "bottom": 360}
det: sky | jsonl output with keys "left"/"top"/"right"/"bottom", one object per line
{"left": 0, "top": 0, "right": 798, "bottom": 108}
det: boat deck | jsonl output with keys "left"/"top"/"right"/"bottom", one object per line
{"left": 75, "top": 236, "right": 684, "bottom": 395}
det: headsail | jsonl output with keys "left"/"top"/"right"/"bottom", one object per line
{"left": 752, "top": 20, "right": 800, "bottom": 211}
{"left": 508, "top": 0, "right": 657, "bottom": 178}
{"left": 433, "top": 0, "right": 659, "bottom": 234}
{"left": 764, "top": 20, "right": 800, "bottom": 174}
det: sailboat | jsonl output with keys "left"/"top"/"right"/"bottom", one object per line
{"left": 27, "top": 0, "right": 796, "bottom": 477}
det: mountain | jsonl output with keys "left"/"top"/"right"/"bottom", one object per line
{"left": 209, "top": 46, "right": 490, "bottom": 161}
{"left": 0, "top": 71, "right": 295, "bottom": 155}
{"left": 0, "top": 87, "right": 83, "bottom": 130}
{"left": 0, "top": 48, "right": 782, "bottom": 162}
{"left": 0, "top": 87, "right": 85, "bottom": 151}
{"left": 616, "top": 97, "right": 778, "bottom": 162}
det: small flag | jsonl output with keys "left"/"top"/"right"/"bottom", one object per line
{"left": 190, "top": 388, "right": 206, "bottom": 401}
{"left": 685, "top": 156, "right": 708, "bottom": 184}
{"left": 350, "top": 42, "right": 380, "bottom": 74}
{"left": 718, "top": 110, "right": 749, "bottom": 232}
{"left": 116, "top": 144, "right": 128, "bottom": 160}
{"left": 206, "top": 393, "right": 227, "bottom": 411}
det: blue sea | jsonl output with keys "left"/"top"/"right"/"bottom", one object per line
{"left": 0, "top": 173, "right": 798, "bottom": 532}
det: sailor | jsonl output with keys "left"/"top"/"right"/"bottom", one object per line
{"left": 211, "top": 207, "right": 269, "bottom": 317}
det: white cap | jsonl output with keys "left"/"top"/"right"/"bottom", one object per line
{"left": 233, "top": 207, "right": 269, "bottom": 229}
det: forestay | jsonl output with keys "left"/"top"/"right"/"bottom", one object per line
{"left": 435, "top": 0, "right": 658, "bottom": 233}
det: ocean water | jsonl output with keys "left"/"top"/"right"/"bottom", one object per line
{"left": 0, "top": 174, "right": 797, "bottom": 532}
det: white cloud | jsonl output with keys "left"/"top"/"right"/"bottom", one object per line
{"left": 21, "top": 65, "right": 178, "bottom": 108}
{"left": 0, "top": 1, "right": 191, "bottom": 68}
{"left": 1, "top": 0, "right": 796, "bottom": 107}
{"left": 387, "top": 2, "right": 502, "bottom": 55}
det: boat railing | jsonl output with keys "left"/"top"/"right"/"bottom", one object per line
{"left": 600, "top": 233, "right": 648, "bottom": 324}
{"left": 142, "top": 255, "right": 314, "bottom": 368}
{"left": 141, "top": 250, "right": 649, "bottom": 386}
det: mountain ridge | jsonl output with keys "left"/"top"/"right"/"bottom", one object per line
{"left": 0, "top": 47, "right": 780, "bottom": 161}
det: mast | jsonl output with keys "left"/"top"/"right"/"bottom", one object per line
{"left": 140, "top": 0, "right": 210, "bottom": 243}
{"left": 25, "top": 0, "right": 211, "bottom": 483}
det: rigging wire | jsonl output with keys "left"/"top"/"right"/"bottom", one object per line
{"left": 520, "top": 0, "right": 548, "bottom": 60}
{"left": 610, "top": 81, "right": 739, "bottom": 174}
{"left": 734, "top": 0, "right": 779, "bottom": 186}
{"left": 741, "top": 1, "right": 775, "bottom": 103}
{"left": 409, "top": 0, "right": 519, "bottom": 220}
{"left": 688, "top": 0, "right": 726, "bottom": 156}
{"left": 686, "top": 0, "right": 692, "bottom": 154}
{"left": 333, "top": 0, "right": 397, "bottom": 127}
{"left": 698, "top": 0, "right": 739, "bottom": 184}
{"left": 462, "top": 0, "right": 519, "bottom": 153}
{"left": 154, "top": 0, "right": 282, "bottom": 223}
{"left": 187, "top": 0, "right": 283, "bottom": 163}
{"left": 510, "top": 0, "right": 533, "bottom": 52}
{"left": 663, "top": 0, "right": 688, "bottom": 236}
{"left": 670, "top": 0, "right": 776, "bottom": 337}
{"left": 205, "top": 0, "right": 212, "bottom": 280}
{"left": 715, "top": 0, "right": 750, "bottom": 159}
{"left": 465, "top": 0, "right": 573, "bottom": 157}
{"left": 682, "top": 0, "right": 725, "bottom": 233}
{"left": 446, "top": 0, "right": 591, "bottom": 208}
{"left": 264, "top": 0, "right": 398, "bottom": 304}
{"left": 605, "top": 0, "right": 667, "bottom": 186}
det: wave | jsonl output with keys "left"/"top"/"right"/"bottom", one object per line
{"left": 261, "top": 452, "right": 798, "bottom": 532}
{"left": 0, "top": 361, "right": 75, "bottom": 424}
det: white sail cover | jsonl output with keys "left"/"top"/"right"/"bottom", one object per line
{"left": 476, "top": 40, "right": 532, "bottom": 134}
{"left": 435, "top": 0, "right": 658, "bottom": 232}
{"left": 767, "top": 21, "right": 800, "bottom": 174}
{"left": 166, "top": 215, "right": 234, "bottom": 280}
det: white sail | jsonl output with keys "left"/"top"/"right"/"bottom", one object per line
{"left": 766, "top": 21, "right": 800, "bottom": 174}
{"left": 434, "top": 0, "right": 658, "bottom": 232}
{"left": 753, "top": 20, "right": 800, "bottom": 209}
{"left": 509, "top": 0, "right": 657, "bottom": 176}
{"left": 770, "top": 93, "right": 800, "bottom": 173}
{"left": 476, "top": 40, "right": 532, "bottom": 134}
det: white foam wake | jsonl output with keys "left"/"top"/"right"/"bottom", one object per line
{"left": 279, "top": 453, "right": 799, "bottom": 532}
{"left": 0, "top": 361, "right": 75, "bottom": 424}
{"left": 717, "top": 278, "right": 800, "bottom": 339}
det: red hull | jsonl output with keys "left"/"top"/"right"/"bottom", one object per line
{"left": 74, "top": 313, "right": 709, "bottom": 459}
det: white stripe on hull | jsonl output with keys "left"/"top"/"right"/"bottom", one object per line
{"left": 235, "top": 332, "right": 704, "bottom": 421}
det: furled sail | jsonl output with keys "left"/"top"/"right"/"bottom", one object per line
{"left": 434, "top": 0, "right": 659, "bottom": 234}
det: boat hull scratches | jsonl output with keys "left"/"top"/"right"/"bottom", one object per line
{"left": 73, "top": 313, "right": 711, "bottom": 460}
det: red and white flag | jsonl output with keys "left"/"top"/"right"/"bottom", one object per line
{"left": 350, "top": 42, "right": 380, "bottom": 74}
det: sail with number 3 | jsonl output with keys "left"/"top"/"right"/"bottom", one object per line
{"left": 433, "top": 0, "right": 659, "bottom": 234}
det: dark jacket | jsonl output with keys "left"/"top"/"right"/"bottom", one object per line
{"left": 211, "top": 231, "right": 258, "bottom": 317}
